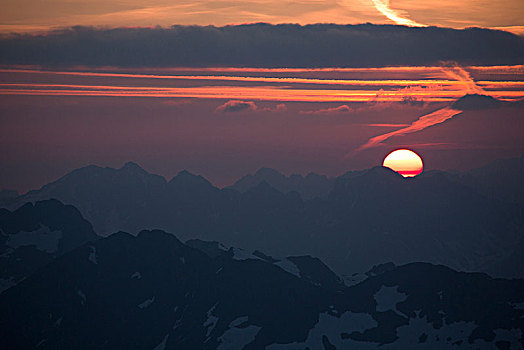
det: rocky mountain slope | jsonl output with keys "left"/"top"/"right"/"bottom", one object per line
{"left": 0, "top": 229, "right": 522, "bottom": 349}
{"left": 0, "top": 199, "right": 98, "bottom": 292}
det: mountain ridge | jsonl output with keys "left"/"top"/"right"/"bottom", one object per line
{"left": 0, "top": 229, "right": 522, "bottom": 349}
{"left": 1, "top": 159, "right": 523, "bottom": 278}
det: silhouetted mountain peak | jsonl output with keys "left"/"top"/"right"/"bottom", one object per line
{"left": 120, "top": 161, "right": 147, "bottom": 173}
{"left": 305, "top": 172, "right": 327, "bottom": 180}
{"left": 185, "top": 238, "right": 230, "bottom": 258}
{"left": 168, "top": 170, "right": 212, "bottom": 188}
{"left": 231, "top": 167, "right": 334, "bottom": 199}
{"left": 67, "top": 164, "right": 105, "bottom": 177}
{"left": 137, "top": 229, "right": 183, "bottom": 244}
{"left": 452, "top": 94, "right": 502, "bottom": 110}
{"left": 254, "top": 167, "right": 285, "bottom": 179}
{"left": 363, "top": 166, "right": 404, "bottom": 181}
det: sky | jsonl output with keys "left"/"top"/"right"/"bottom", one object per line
{"left": 0, "top": 1, "right": 523, "bottom": 192}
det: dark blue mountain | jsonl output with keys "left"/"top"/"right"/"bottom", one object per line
{"left": 2, "top": 161, "right": 523, "bottom": 278}
{"left": 230, "top": 167, "right": 334, "bottom": 199}
{"left": 0, "top": 230, "right": 522, "bottom": 349}
{"left": 0, "top": 199, "right": 98, "bottom": 292}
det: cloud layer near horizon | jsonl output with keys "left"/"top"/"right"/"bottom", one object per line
{"left": 1, "top": 24, "right": 523, "bottom": 68}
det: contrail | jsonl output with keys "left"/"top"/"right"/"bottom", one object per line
{"left": 439, "top": 64, "right": 485, "bottom": 94}
{"left": 371, "top": 0, "right": 426, "bottom": 27}
{"left": 354, "top": 107, "right": 462, "bottom": 152}
{"left": 352, "top": 64, "right": 489, "bottom": 154}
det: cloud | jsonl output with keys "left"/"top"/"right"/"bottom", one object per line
{"left": 0, "top": 24, "right": 523, "bottom": 68}
{"left": 399, "top": 96, "right": 426, "bottom": 107}
{"left": 271, "top": 103, "right": 287, "bottom": 112}
{"left": 216, "top": 100, "right": 258, "bottom": 112}
{"left": 371, "top": 0, "right": 426, "bottom": 27}
{"left": 215, "top": 100, "right": 287, "bottom": 113}
{"left": 367, "top": 123, "right": 410, "bottom": 127}
{"left": 300, "top": 105, "right": 351, "bottom": 114}
{"left": 354, "top": 106, "right": 462, "bottom": 152}
{"left": 440, "top": 62, "right": 485, "bottom": 94}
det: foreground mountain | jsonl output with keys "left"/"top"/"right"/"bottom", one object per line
{"left": 3, "top": 161, "right": 523, "bottom": 278}
{"left": 0, "top": 230, "right": 522, "bottom": 349}
{"left": 0, "top": 200, "right": 98, "bottom": 292}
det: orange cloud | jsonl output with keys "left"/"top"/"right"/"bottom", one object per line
{"left": 354, "top": 107, "right": 463, "bottom": 152}
{"left": 1, "top": 65, "right": 522, "bottom": 103}
{"left": 371, "top": 0, "right": 426, "bottom": 27}
{"left": 300, "top": 105, "right": 352, "bottom": 114}
{"left": 216, "top": 100, "right": 258, "bottom": 112}
{"left": 439, "top": 63, "right": 485, "bottom": 95}
{"left": 215, "top": 100, "right": 286, "bottom": 113}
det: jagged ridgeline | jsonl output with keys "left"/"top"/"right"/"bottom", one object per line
{"left": 3, "top": 157, "right": 524, "bottom": 278}
{"left": 0, "top": 228, "right": 523, "bottom": 349}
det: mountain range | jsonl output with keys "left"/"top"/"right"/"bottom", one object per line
{"left": 2, "top": 157, "right": 523, "bottom": 278}
{"left": 1, "top": 228, "right": 522, "bottom": 349}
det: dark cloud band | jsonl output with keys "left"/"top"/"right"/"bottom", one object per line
{"left": 0, "top": 24, "right": 523, "bottom": 67}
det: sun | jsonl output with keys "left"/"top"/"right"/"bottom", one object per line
{"left": 383, "top": 149, "right": 423, "bottom": 177}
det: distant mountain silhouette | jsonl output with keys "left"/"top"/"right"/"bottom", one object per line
{"left": 2, "top": 161, "right": 523, "bottom": 278}
{"left": 463, "top": 154, "right": 524, "bottom": 205}
{"left": 319, "top": 166, "right": 523, "bottom": 276}
{"left": 230, "top": 167, "right": 334, "bottom": 199}
{"left": 0, "top": 229, "right": 522, "bottom": 349}
{"left": 0, "top": 199, "right": 98, "bottom": 292}
{"left": 0, "top": 190, "right": 17, "bottom": 201}
{"left": 5, "top": 162, "right": 168, "bottom": 235}
{"left": 451, "top": 94, "right": 502, "bottom": 110}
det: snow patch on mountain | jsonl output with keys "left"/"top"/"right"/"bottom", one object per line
{"left": 267, "top": 311, "right": 377, "bottom": 349}
{"left": 343, "top": 272, "right": 367, "bottom": 287}
{"left": 511, "top": 302, "right": 524, "bottom": 310}
{"left": 204, "top": 303, "right": 219, "bottom": 339}
{"left": 153, "top": 334, "right": 169, "bottom": 350}
{"left": 217, "top": 317, "right": 260, "bottom": 350}
{"left": 274, "top": 259, "right": 300, "bottom": 277}
{"left": 77, "top": 290, "right": 86, "bottom": 305}
{"left": 232, "top": 248, "right": 262, "bottom": 261}
{"left": 88, "top": 246, "right": 98, "bottom": 264}
{"left": 138, "top": 296, "right": 155, "bottom": 309}
{"left": 374, "top": 285, "right": 407, "bottom": 315}
{"left": 472, "top": 328, "right": 522, "bottom": 349}
{"left": 6, "top": 226, "right": 62, "bottom": 253}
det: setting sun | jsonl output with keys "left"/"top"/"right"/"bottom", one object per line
{"left": 383, "top": 149, "right": 423, "bottom": 177}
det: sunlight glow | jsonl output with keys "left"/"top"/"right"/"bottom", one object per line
{"left": 383, "top": 149, "right": 423, "bottom": 177}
